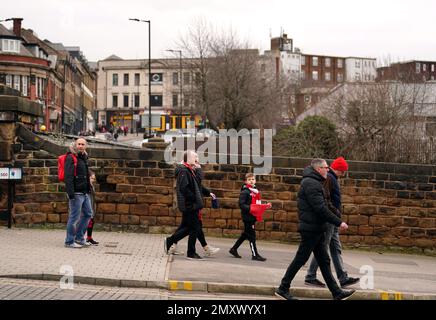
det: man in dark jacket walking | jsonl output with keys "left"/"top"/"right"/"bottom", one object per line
{"left": 64, "top": 138, "right": 94, "bottom": 248}
{"left": 164, "top": 150, "right": 216, "bottom": 260}
{"left": 275, "top": 158, "right": 356, "bottom": 300}
{"left": 305, "top": 157, "right": 360, "bottom": 288}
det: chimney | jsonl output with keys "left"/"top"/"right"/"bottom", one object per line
{"left": 12, "top": 18, "right": 23, "bottom": 37}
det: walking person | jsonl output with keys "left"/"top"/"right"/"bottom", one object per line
{"left": 168, "top": 165, "right": 220, "bottom": 257}
{"left": 64, "top": 138, "right": 94, "bottom": 248}
{"left": 164, "top": 150, "right": 218, "bottom": 260}
{"left": 275, "top": 159, "right": 356, "bottom": 300}
{"left": 305, "top": 157, "right": 359, "bottom": 288}
{"left": 229, "top": 173, "right": 271, "bottom": 261}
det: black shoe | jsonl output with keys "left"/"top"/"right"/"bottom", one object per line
{"left": 275, "top": 288, "right": 298, "bottom": 300}
{"left": 229, "top": 248, "right": 241, "bottom": 258}
{"left": 252, "top": 255, "right": 267, "bottom": 261}
{"left": 86, "top": 238, "right": 99, "bottom": 245}
{"left": 164, "top": 238, "right": 171, "bottom": 255}
{"left": 187, "top": 253, "right": 204, "bottom": 260}
{"left": 304, "top": 279, "right": 326, "bottom": 288}
{"left": 340, "top": 277, "right": 360, "bottom": 288}
{"left": 334, "top": 289, "right": 356, "bottom": 300}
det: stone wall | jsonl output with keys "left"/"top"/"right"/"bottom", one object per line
{"left": 1, "top": 124, "right": 436, "bottom": 252}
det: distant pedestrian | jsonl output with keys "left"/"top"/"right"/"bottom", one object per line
{"left": 64, "top": 138, "right": 94, "bottom": 248}
{"left": 229, "top": 173, "right": 271, "bottom": 261}
{"left": 275, "top": 158, "right": 356, "bottom": 300}
{"left": 304, "top": 157, "right": 360, "bottom": 288}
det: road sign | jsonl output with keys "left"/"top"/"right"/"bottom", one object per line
{"left": 0, "top": 168, "right": 23, "bottom": 180}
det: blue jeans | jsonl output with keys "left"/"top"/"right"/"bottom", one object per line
{"left": 65, "top": 193, "right": 93, "bottom": 245}
{"left": 305, "top": 223, "right": 348, "bottom": 283}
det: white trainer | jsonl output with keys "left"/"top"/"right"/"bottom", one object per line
{"left": 204, "top": 245, "right": 220, "bottom": 257}
{"left": 168, "top": 244, "right": 184, "bottom": 255}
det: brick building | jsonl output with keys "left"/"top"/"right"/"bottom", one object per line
{"left": 377, "top": 60, "right": 436, "bottom": 82}
{"left": 0, "top": 18, "right": 96, "bottom": 134}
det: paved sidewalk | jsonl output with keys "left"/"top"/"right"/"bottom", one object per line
{"left": 1, "top": 227, "right": 436, "bottom": 300}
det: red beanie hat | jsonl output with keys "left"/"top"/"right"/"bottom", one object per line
{"left": 330, "top": 157, "right": 348, "bottom": 171}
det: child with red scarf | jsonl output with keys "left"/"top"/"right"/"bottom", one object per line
{"left": 229, "top": 173, "right": 271, "bottom": 261}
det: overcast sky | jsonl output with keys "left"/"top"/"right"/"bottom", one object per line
{"left": 2, "top": 0, "right": 436, "bottom": 64}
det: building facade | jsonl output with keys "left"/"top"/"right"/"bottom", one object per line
{"left": 0, "top": 18, "right": 96, "bottom": 134}
{"left": 97, "top": 56, "right": 201, "bottom": 132}
{"left": 377, "top": 60, "right": 436, "bottom": 82}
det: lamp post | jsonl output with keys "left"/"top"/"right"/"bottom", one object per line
{"left": 166, "top": 49, "right": 183, "bottom": 128}
{"left": 129, "top": 18, "right": 151, "bottom": 137}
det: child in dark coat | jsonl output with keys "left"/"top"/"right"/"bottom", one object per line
{"left": 229, "top": 173, "right": 271, "bottom": 261}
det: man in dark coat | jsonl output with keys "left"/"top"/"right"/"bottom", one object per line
{"left": 305, "top": 157, "right": 360, "bottom": 288}
{"left": 275, "top": 158, "right": 356, "bottom": 300}
{"left": 64, "top": 138, "right": 94, "bottom": 248}
{"left": 164, "top": 150, "right": 216, "bottom": 260}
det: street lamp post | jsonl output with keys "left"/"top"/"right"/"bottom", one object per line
{"left": 166, "top": 49, "right": 183, "bottom": 128}
{"left": 129, "top": 18, "right": 151, "bottom": 137}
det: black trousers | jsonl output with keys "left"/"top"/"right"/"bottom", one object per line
{"left": 168, "top": 210, "right": 202, "bottom": 256}
{"left": 173, "top": 212, "right": 208, "bottom": 247}
{"left": 279, "top": 231, "right": 342, "bottom": 297}
{"left": 231, "top": 221, "right": 260, "bottom": 257}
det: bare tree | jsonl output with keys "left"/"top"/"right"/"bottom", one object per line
{"left": 177, "top": 20, "right": 281, "bottom": 130}
{"left": 324, "top": 81, "right": 430, "bottom": 162}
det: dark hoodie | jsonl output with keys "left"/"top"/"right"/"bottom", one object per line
{"left": 297, "top": 166, "right": 342, "bottom": 233}
{"left": 175, "top": 164, "right": 210, "bottom": 213}
{"left": 239, "top": 184, "right": 257, "bottom": 223}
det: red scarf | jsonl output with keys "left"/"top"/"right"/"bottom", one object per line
{"left": 246, "top": 184, "right": 261, "bottom": 205}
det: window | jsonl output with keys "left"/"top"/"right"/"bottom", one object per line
{"left": 337, "top": 73, "right": 343, "bottom": 82}
{"left": 134, "top": 73, "right": 140, "bottom": 86}
{"left": 325, "top": 72, "right": 331, "bottom": 81}
{"left": 150, "top": 94, "right": 163, "bottom": 107}
{"left": 301, "top": 56, "right": 306, "bottom": 66}
{"left": 2, "top": 39, "right": 20, "bottom": 53}
{"left": 183, "top": 72, "right": 190, "bottom": 85}
{"left": 112, "top": 74, "right": 118, "bottom": 86}
{"left": 123, "top": 74, "right": 129, "bottom": 86}
{"left": 172, "top": 72, "right": 179, "bottom": 85}
{"left": 312, "top": 71, "right": 318, "bottom": 80}
{"left": 325, "top": 58, "right": 331, "bottom": 67}
{"left": 134, "top": 94, "right": 140, "bottom": 107}
{"left": 123, "top": 94, "right": 129, "bottom": 107}
{"left": 173, "top": 94, "right": 178, "bottom": 107}
{"left": 312, "top": 57, "right": 318, "bottom": 67}
{"left": 416, "top": 63, "right": 421, "bottom": 74}
{"left": 184, "top": 95, "right": 190, "bottom": 108}
{"left": 13, "top": 75, "right": 20, "bottom": 91}
{"left": 112, "top": 95, "right": 118, "bottom": 107}
{"left": 355, "top": 60, "right": 361, "bottom": 68}
{"left": 5, "top": 74, "right": 12, "bottom": 87}
{"left": 22, "top": 76, "right": 28, "bottom": 96}
{"left": 337, "top": 59, "right": 343, "bottom": 68}
{"left": 423, "top": 64, "right": 427, "bottom": 72}
{"left": 432, "top": 64, "right": 435, "bottom": 72}
{"left": 301, "top": 71, "right": 306, "bottom": 80}
{"left": 355, "top": 73, "right": 361, "bottom": 81}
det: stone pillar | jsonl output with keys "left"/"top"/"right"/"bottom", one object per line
{"left": 0, "top": 122, "right": 15, "bottom": 161}
{"left": 142, "top": 137, "right": 169, "bottom": 150}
